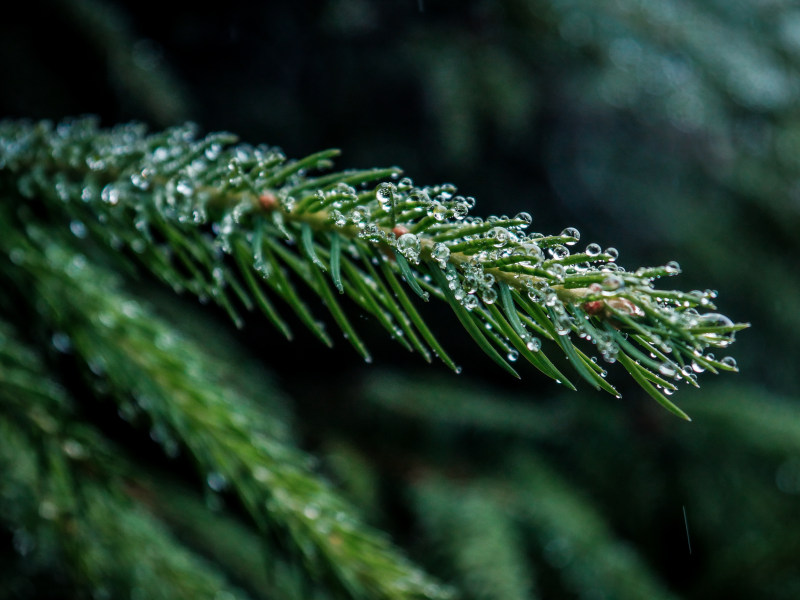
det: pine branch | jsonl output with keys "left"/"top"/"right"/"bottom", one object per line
{"left": 0, "top": 117, "right": 746, "bottom": 418}
{"left": 413, "top": 477, "right": 537, "bottom": 600}
{"left": 0, "top": 320, "right": 252, "bottom": 600}
{"left": 507, "top": 454, "right": 679, "bottom": 600}
{"left": 135, "top": 474, "right": 337, "bottom": 600}
{"left": 0, "top": 223, "right": 451, "bottom": 600}
{"left": 406, "top": 459, "right": 678, "bottom": 600}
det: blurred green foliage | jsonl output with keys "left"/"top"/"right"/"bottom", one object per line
{"left": 1, "top": 0, "right": 798, "bottom": 599}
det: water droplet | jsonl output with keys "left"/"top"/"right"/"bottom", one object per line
{"left": 521, "top": 243, "right": 544, "bottom": 263}
{"left": 88, "top": 355, "right": 107, "bottom": 376}
{"left": 602, "top": 275, "right": 623, "bottom": 290}
{"left": 375, "top": 182, "right": 397, "bottom": 212}
{"left": 280, "top": 195, "right": 296, "bottom": 212}
{"left": 548, "top": 263, "right": 566, "bottom": 281}
{"left": 463, "top": 274, "right": 479, "bottom": 293}
{"left": 431, "top": 243, "right": 450, "bottom": 268}
{"left": 515, "top": 211, "right": 533, "bottom": 226}
{"left": 397, "top": 233, "right": 421, "bottom": 263}
{"left": 665, "top": 260, "right": 681, "bottom": 274}
{"left": 699, "top": 313, "right": 732, "bottom": 327}
{"left": 101, "top": 184, "right": 120, "bottom": 205}
{"left": 488, "top": 227, "right": 511, "bottom": 247}
{"left": 8, "top": 248, "right": 25, "bottom": 265}
{"left": 131, "top": 169, "right": 151, "bottom": 190}
{"left": 507, "top": 349, "right": 519, "bottom": 362}
{"left": 606, "top": 247, "right": 619, "bottom": 261}
{"left": 52, "top": 332, "right": 72, "bottom": 353}
{"left": 397, "top": 177, "right": 413, "bottom": 190}
{"left": 408, "top": 188, "right": 430, "bottom": 203}
{"left": 331, "top": 209, "right": 347, "bottom": 227}
{"left": 253, "top": 466, "right": 273, "bottom": 483}
{"left": 207, "top": 472, "right": 228, "bottom": 492}
{"left": 585, "top": 242, "right": 601, "bottom": 257}
{"left": 205, "top": 143, "right": 222, "bottom": 160}
{"left": 429, "top": 201, "right": 448, "bottom": 221}
{"left": 85, "top": 153, "right": 105, "bottom": 171}
{"left": 62, "top": 439, "right": 87, "bottom": 459}
{"left": 440, "top": 183, "right": 457, "bottom": 197}
{"left": 659, "top": 363, "right": 676, "bottom": 377}
{"left": 176, "top": 178, "right": 193, "bottom": 197}
{"left": 695, "top": 312, "right": 735, "bottom": 347}
{"left": 463, "top": 295, "right": 479, "bottom": 310}
{"left": 689, "top": 361, "right": 704, "bottom": 374}
{"left": 80, "top": 186, "right": 94, "bottom": 202}
{"left": 349, "top": 206, "right": 369, "bottom": 224}
{"left": 548, "top": 244, "right": 569, "bottom": 259}
{"left": 38, "top": 501, "right": 58, "bottom": 521}
{"left": 481, "top": 287, "right": 498, "bottom": 304}
{"left": 69, "top": 220, "right": 87, "bottom": 239}
{"left": 720, "top": 356, "right": 737, "bottom": 370}
{"left": 560, "top": 227, "right": 580, "bottom": 244}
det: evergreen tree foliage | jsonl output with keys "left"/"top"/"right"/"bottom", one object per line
{"left": 0, "top": 111, "right": 742, "bottom": 598}
{"left": 0, "top": 1, "right": 796, "bottom": 599}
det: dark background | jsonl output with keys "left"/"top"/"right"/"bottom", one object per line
{"left": 2, "top": 0, "right": 799, "bottom": 598}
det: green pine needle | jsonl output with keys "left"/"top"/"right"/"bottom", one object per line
{"left": 0, "top": 117, "right": 747, "bottom": 418}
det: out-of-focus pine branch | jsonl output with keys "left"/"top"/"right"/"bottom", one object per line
{"left": 0, "top": 220, "right": 451, "bottom": 600}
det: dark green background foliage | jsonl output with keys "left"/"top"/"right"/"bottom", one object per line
{"left": 0, "top": 0, "right": 798, "bottom": 598}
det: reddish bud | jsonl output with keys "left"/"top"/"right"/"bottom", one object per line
{"left": 258, "top": 192, "right": 278, "bottom": 211}
{"left": 392, "top": 225, "right": 409, "bottom": 238}
{"left": 583, "top": 300, "right": 605, "bottom": 316}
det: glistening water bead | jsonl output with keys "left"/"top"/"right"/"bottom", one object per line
{"left": 489, "top": 227, "right": 511, "bottom": 248}
{"left": 375, "top": 182, "right": 396, "bottom": 211}
{"left": 429, "top": 202, "right": 448, "bottom": 221}
{"left": 349, "top": 206, "right": 369, "bottom": 224}
{"left": 431, "top": 243, "right": 450, "bottom": 268}
{"left": 331, "top": 210, "right": 347, "bottom": 227}
{"left": 397, "top": 233, "right": 421, "bottom": 263}
{"left": 515, "top": 212, "right": 533, "bottom": 226}
{"left": 585, "top": 243, "right": 601, "bottom": 257}
{"left": 560, "top": 227, "right": 580, "bottom": 244}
